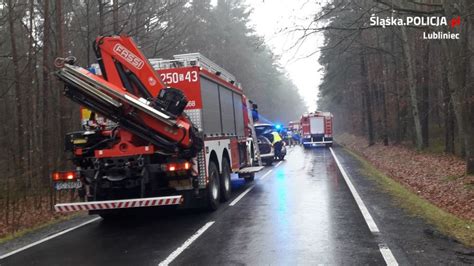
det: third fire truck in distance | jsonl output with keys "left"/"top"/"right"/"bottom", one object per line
{"left": 288, "top": 120, "right": 301, "bottom": 133}
{"left": 52, "top": 35, "right": 263, "bottom": 217}
{"left": 300, "top": 111, "right": 333, "bottom": 148}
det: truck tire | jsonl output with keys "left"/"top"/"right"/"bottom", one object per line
{"left": 220, "top": 159, "right": 232, "bottom": 202}
{"left": 207, "top": 161, "right": 220, "bottom": 211}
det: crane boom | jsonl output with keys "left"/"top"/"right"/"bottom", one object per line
{"left": 54, "top": 35, "right": 202, "bottom": 157}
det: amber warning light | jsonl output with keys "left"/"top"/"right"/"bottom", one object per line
{"left": 166, "top": 162, "right": 191, "bottom": 172}
{"left": 52, "top": 171, "right": 78, "bottom": 181}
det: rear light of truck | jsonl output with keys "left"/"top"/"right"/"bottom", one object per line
{"left": 166, "top": 161, "right": 191, "bottom": 172}
{"left": 52, "top": 171, "right": 78, "bottom": 181}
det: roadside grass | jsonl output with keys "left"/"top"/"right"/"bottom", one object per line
{"left": 344, "top": 148, "right": 474, "bottom": 247}
{"left": 422, "top": 137, "right": 445, "bottom": 154}
{"left": 443, "top": 174, "right": 465, "bottom": 181}
{"left": 0, "top": 213, "right": 83, "bottom": 245}
{"left": 466, "top": 184, "right": 474, "bottom": 190}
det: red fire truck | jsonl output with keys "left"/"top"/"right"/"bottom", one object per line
{"left": 288, "top": 120, "right": 300, "bottom": 132}
{"left": 300, "top": 111, "right": 333, "bottom": 148}
{"left": 52, "top": 36, "right": 263, "bottom": 217}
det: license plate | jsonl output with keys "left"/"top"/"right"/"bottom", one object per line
{"left": 54, "top": 180, "right": 82, "bottom": 190}
{"left": 73, "top": 138, "right": 87, "bottom": 144}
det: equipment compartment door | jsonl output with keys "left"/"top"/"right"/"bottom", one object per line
{"left": 310, "top": 117, "right": 324, "bottom": 134}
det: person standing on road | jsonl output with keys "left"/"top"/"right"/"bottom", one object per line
{"left": 292, "top": 130, "right": 301, "bottom": 145}
{"left": 286, "top": 130, "right": 293, "bottom": 146}
{"left": 271, "top": 131, "right": 283, "bottom": 158}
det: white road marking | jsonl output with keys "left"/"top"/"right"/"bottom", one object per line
{"left": 379, "top": 244, "right": 399, "bottom": 266}
{"left": 259, "top": 169, "right": 273, "bottom": 180}
{"left": 0, "top": 217, "right": 101, "bottom": 260}
{"left": 329, "top": 148, "right": 379, "bottom": 233}
{"left": 230, "top": 162, "right": 279, "bottom": 207}
{"left": 161, "top": 162, "right": 280, "bottom": 263}
{"left": 158, "top": 221, "right": 215, "bottom": 266}
{"left": 229, "top": 186, "right": 254, "bottom": 206}
{"left": 330, "top": 147, "right": 398, "bottom": 266}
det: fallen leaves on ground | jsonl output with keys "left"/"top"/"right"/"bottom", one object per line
{"left": 0, "top": 193, "right": 79, "bottom": 240}
{"left": 338, "top": 134, "right": 474, "bottom": 221}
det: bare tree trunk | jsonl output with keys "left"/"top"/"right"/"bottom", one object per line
{"left": 361, "top": 93, "right": 367, "bottom": 135}
{"left": 41, "top": 0, "right": 54, "bottom": 209}
{"left": 56, "top": 0, "right": 67, "bottom": 167}
{"left": 86, "top": 0, "right": 91, "bottom": 65}
{"left": 7, "top": 0, "right": 25, "bottom": 170}
{"left": 378, "top": 33, "right": 389, "bottom": 146}
{"left": 26, "top": 0, "right": 36, "bottom": 189}
{"left": 400, "top": 26, "right": 423, "bottom": 149}
{"left": 113, "top": 0, "right": 119, "bottom": 33}
{"left": 360, "top": 53, "right": 374, "bottom": 146}
{"left": 421, "top": 42, "right": 430, "bottom": 148}
{"left": 98, "top": 0, "right": 104, "bottom": 35}
{"left": 381, "top": 69, "right": 389, "bottom": 146}
{"left": 441, "top": 0, "right": 473, "bottom": 174}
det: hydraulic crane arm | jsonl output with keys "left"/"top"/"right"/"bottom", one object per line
{"left": 54, "top": 35, "right": 202, "bottom": 156}
{"left": 93, "top": 36, "right": 165, "bottom": 99}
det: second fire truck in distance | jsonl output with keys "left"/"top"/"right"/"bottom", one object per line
{"left": 300, "top": 111, "right": 333, "bottom": 148}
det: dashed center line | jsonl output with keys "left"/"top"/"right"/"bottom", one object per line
{"left": 259, "top": 169, "right": 273, "bottom": 180}
{"left": 163, "top": 160, "right": 283, "bottom": 264}
{"left": 230, "top": 160, "right": 282, "bottom": 206}
{"left": 158, "top": 221, "right": 215, "bottom": 266}
{"left": 229, "top": 186, "right": 254, "bottom": 206}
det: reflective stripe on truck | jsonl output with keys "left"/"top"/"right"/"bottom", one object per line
{"left": 54, "top": 195, "right": 183, "bottom": 212}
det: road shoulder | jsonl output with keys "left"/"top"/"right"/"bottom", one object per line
{"left": 332, "top": 146, "right": 474, "bottom": 265}
{"left": 0, "top": 213, "right": 97, "bottom": 258}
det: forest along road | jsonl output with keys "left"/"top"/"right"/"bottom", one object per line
{"left": 1, "top": 146, "right": 469, "bottom": 265}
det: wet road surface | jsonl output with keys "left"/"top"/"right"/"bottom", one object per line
{"left": 1, "top": 146, "right": 471, "bottom": 265}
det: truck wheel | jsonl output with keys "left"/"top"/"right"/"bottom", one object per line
{"left": 207, "top": 161, "right": 220, "bottom": 211}
{"left": 220, "top": 159, "right": 232, "bottom": 202}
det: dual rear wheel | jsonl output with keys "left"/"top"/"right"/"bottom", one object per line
{"left": 206, "top": 159, "right": 232, "bottom": 210}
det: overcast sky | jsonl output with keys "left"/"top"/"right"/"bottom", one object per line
{"left": 247, "top": 0, "right": 325, "bottom": 112}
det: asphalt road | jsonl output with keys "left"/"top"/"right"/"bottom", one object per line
{"left": 1, "top": 146, "right": 472, "bottom": 265}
